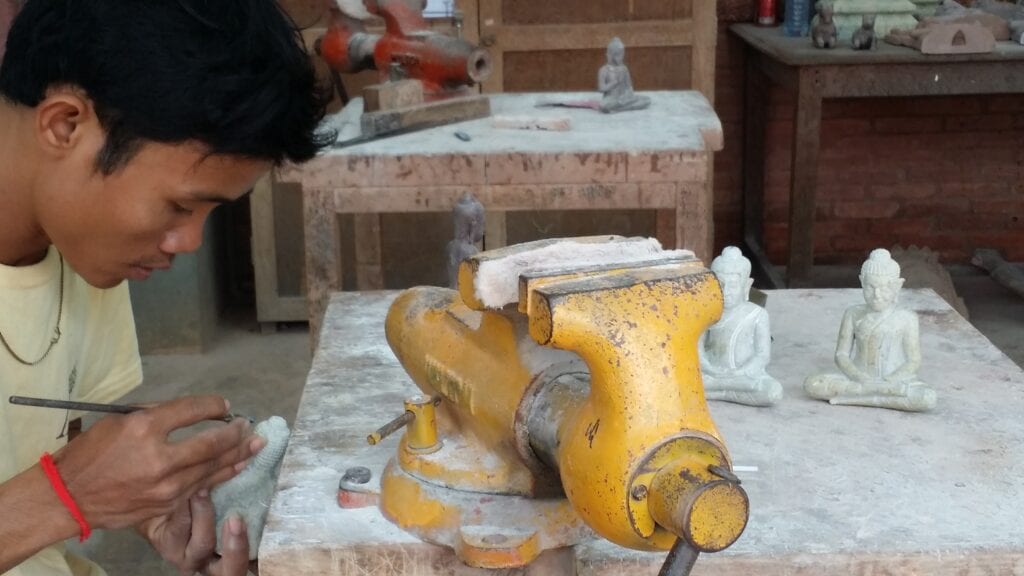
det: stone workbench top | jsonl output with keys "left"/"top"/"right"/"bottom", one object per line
{"left": 261, "top": 288, "right": 1024, "bottom": 575}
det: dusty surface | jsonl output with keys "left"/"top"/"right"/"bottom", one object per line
{"left": 260, "top": 288, "right": 1024, "bottom": 575}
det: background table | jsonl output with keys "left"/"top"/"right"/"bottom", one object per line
{"left": 276, "top": 91, "right": 723, "bottom": 346}
{"left": 260, "top": 288, "right": 1024, "bottom": 575}
{"left": 733, "top": 24, "right": 1024, "bottom": 287}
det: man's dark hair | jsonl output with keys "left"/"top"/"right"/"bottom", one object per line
{"left": 0, "top": 0, "right": 332, "bottom": 173}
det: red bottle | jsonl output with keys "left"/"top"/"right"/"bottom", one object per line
{"left": 757, "top": 0, "right": 777, "bottom": 26}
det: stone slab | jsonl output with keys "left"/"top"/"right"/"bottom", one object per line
{"left": 260, "top": 288, "right": 1024, "bottom": 575}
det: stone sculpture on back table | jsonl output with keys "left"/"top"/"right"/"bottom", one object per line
{"left": 813, "top": 2, "right": 839, "bottom": 48}
{"left": 804, "top": 249, "right": 937, "bottom": 412}
{"left": 851, "top": 14, "right": 878, "bottom": 49}
{"left": 212, "top": 416, "right": 291, "bottom": 560}
{"left": 446, "top": 192, "right": 485, "bottom": 289}
{"left": 698, "top": 247, "right": 783, "bottom": 407}
{"left": 597, "top": 37, "right": 651, "bottom": 114}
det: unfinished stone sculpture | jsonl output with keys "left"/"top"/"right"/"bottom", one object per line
{"left": 213, "top": 416, "right": 291, "bottom": 560}
{"left": 699, "top": 247, "right": 783, "bottom": 407}
{"left": 851, "top": 14, "right": 878, "bottom": 49}
{"left": 885, "top": 20, "right": 996, "bottom": 53}
{"left": 805, "top": 249, "right": 937, "bottom": 412}
{"left": 446, "top": 192, "right": 485, "bottom": 289}
{"left": 813, "top": 2, "right": 840, "bottom": 48}
{"left": 812, "top": 0, "right": 918, "bottom": 41}
{"left": 891, "top": 244, "right": 969, "bottom": 319}
{"left": 973, "top": 248, "right": 1024, "bottom": 300}
{"left": 597, "top": 37, "right": 650, "bottom": 114}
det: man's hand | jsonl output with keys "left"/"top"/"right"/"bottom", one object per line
{"left": 139, "top": 492, "right": 251, "bottom": 576}
{"left": 51, "top": 396, "right": 263, "bottom": 530}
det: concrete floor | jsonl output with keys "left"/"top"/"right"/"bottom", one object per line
{"left": 68, "top": 267, "right": 1022, "bottom": 576}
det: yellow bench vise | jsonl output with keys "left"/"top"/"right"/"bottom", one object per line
{"left": 370, "top": 236, "right": 749, "bottom": 574}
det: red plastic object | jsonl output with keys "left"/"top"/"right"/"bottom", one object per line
{"left": 757, "top": 0, "right": 777, "bottom": 26}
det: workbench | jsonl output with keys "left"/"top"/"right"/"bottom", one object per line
{"left": 275, "top": 91, "right": 723, "bottom": 347}
{"left": 260, "top": 288, "right": 1024, "bottom": 575}
{"left": 733, "top": 24, "right": 1024, "bottom": 288}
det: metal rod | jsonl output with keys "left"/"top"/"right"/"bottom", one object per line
{"left": 8, "top": 396, "right": 241, "bottom": 423}
{"left": 658, "top": 538, "right": 700, "bottom": 576}
{"left": 367, "top": 411, "right": 415, "bottom": 445}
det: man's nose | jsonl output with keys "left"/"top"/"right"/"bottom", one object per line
{"left": 160, "top": 218, "right": 205, "bottom": 255}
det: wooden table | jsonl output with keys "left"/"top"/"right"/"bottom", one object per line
{"left": 732, "top": 24, "right": 1024, "bottom": 288}
{"left": 275, "top": 91, "right": 722, "bottom": 346}
{"left": 259, "top": 289, "right": 1024, "bottom": 575}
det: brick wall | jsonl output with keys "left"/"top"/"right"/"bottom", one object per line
{"left": 713, "top": 5, "right": 1024, "bottom": 264}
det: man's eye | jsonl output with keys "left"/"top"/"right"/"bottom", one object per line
{"left": 173, "top": 203, "right": 194, "bottom": 215}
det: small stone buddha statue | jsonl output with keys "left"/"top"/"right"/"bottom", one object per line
{"left": 804, "top": 248, "right": 937, "bottom": 412}
{"left": 445, "top": 192, "right": 485, "bottom": 289}
{"left": 699, "top": 247, "right": 783, "bottom": 407}
{"left": 597, "top": 37, "right": 651, "bottom": 114}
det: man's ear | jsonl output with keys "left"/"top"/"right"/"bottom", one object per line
{"left": 34, "top": 89, "right": 95, "bottom": 157}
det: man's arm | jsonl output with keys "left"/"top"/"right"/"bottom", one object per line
{"left": 0, "top": 464, "right": 80, "bottom": 572}
{"left": 0, "top": 396, "right": 258, "bottom": 572}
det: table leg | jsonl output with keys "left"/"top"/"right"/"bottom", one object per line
{"left": 742, "top": 54, "right": 785, "bottom": 289}
{"left": 656, "top": 209, "right": 676, "bottom": 249}
{"left": 303, "top": 187, "right": 341, "bottom": 353}
{"left": 354, "top": 214, "right": 384, "bottom": 290}
{"left": 677, "top": 181, "right": 711, "bottom": 262}
{"left": 484, "top": 211, "right": 508, "bottom": 249}
{"left": 787, "top": 68, "right": 823, "bottom": 287}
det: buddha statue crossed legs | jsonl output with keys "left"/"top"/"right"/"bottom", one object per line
{"left": 804, "top": 249, "right": 937, "bottom": 412}
{"left": 699, "top": 247, "right": 783, "bottom": 407}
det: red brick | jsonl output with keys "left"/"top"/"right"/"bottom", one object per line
{"left": 870, "top": 218, "right": 934, "bottom": 237}
{"left": 905, "top": 165, "right": 970, "bottom": 183}
{"left": 833, "top": 167, "right": 907, "bottom": 185}
{"left": 944, "top": 114, "right": 1016, "bottom": 133}
{"left": 872, "top": 117, "right": 944, "bottom": 134}
{"left": 823, "top": 119, "right": 873, "bottom": 139}
{"left": 817, "top": 184, "right": 866, "bottom": 200}
{"left": 834, "top": 201, "right": 900, "bottom": 219}
{"left": 938, "top": 213, "right": 1015, "bottom": 231}
{"left": 832, "top": 234, "right": 895, "bottom": 253}
{"left": 986, "top": 95, "right": 1024, "bottom": 113}
{"left": 869, "top": 183, "right": 937, "bottom": 200}
{"left": 909, "top": 97, "right": 985, "bottom": 116}
{"left": 939, "top": 182, "right": 1013, "bottom": 198}
{"left": 900, "top": 198, "right": 971, "bottom": 218}
{"left": 973, "top": 199, "right": 1024, "bottom": 217}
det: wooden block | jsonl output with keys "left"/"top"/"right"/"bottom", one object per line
{"left": 362, "top": 79, "right": 424, "bottom": 113}
{"left": 360, "top": 95, "right": 491, "bottom": 138}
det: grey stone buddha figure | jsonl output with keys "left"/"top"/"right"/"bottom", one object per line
{"left": 597, "top": 37, "right": 651, "bottom": 114}
{"left": 699, "top": 247, "right": 783, "bottom": 407}
{"left": 804, "top": 248, "right": 937, "bottom": 412}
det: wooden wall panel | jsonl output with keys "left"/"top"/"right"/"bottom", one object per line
{"left": 503, "top": 46, "right": 692, "bottom": 92}
{"left": 501, "top": 0, "right": 691, "bottom": 25}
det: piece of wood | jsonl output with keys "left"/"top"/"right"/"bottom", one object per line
{"left": 252, "top": 175, "right": 308, "bottom": 323}
{"left": 354, "top": 214, "right": 384, "bottom": 290}
{"left": 362, "top": 79, "right": 425, "bottom": 112}
{"left": 787, "top": 68, "right": 823, "bottom": 288}
{"left": 360, "top": 94, "right": 491, "bottom": 138}
{"left": 691, "top": 0, "right": 717, "bottom": 104}
{"left": 303, "top": 187, "right": 340, "bottom": 353}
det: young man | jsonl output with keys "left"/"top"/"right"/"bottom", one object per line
{"left": 0, "top": 1, "right": 331, "bottom": 574}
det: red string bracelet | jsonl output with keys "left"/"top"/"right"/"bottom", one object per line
{"left": 39, "top": 453, "right": 91, "bottom": 542}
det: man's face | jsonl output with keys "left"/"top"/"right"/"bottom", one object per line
{"left": 860, "top": 274, "right": 902, "bottom": 312}
{"left": 36, "top": 139, "right": 269, "bottom": 288}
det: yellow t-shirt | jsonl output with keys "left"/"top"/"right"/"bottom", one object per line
{"left": 0, "top": 247, "right": 143, "bottom": 576}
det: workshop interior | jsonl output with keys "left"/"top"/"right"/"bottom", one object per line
{"left": 6, "top": 0, "right": 1024, "bottom": 575}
